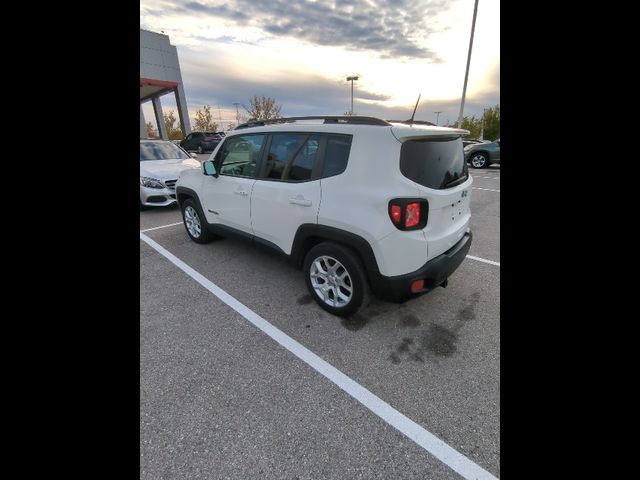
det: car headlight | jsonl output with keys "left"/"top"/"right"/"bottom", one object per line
{"left": 140, "top": 176, "right": 164, "bottom": 189}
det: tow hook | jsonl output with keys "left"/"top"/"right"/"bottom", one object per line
{"left": 440, "top": 279, "right": 448, "bottom": 288}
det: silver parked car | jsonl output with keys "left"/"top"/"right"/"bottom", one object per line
{"left": 464, "top": 138, "right": 500, "bottom": 168}
{"left": 140, "top": 139, "right": 201, "bottom": 209}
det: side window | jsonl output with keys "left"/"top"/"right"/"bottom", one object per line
{"left": 262, "top": 134, "right": 320, "bottom": 182}
{"left": 289, "top": 136, "right": 319, "bottom": 181}
{"left": 184, "top": 133, "right": 193, "bottom": 141}
{"left": 215, "top": 134, "right": 265, "bottom": 178}
{"left": 322, "top": 135, "right": 352, "bottom": 178}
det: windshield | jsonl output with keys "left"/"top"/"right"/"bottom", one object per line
{"left": 140, "top": 142, "right": 190, "bottom": 161}
{"left": 399, "top": 137, "right": 468, "bottom": 189}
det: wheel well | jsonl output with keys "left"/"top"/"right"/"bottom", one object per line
{"left": 177, "top": 192, "right": 192, "bottom": 206}
{"left": 295, "top": 235, "right": 368, "bottom": 273}
{"left": 472, "top": 150, "right": 490, "bottom": 159}
{"left": 296, "top": 236, "right": 325, "bottom": 267}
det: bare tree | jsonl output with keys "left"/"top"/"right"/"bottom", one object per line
{"left": 193, "top": 105, "right": 218, "bottom": 131}
{"left": 242, "top": 95, "right": 283, "bottom": 121}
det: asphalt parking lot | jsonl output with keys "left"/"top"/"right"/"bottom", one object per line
{"left": 140, "top": 162, "right": 500, "bottom": 479}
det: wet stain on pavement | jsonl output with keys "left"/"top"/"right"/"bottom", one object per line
{"left": 296, "top": 294, "right": 313, "bottom": 305}
{"left": 341, "top": 314, "right": 369, "bottom": 331}
{"left": 397, "top": 337, "right": 414, "bottom": 353}
{"left": 400, "top": 314, "right": 421, "bottom": 328}
{"left": 424, "top": 324, "right": 458, "bottom": 357}
{"left": 458, "top": 292, "right": 480, "bottom": 322}
{"left": 388, "top": 292, "right": 480, "bottom": 363}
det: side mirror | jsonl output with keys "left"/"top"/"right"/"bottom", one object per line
{"left": 203, "top": 160, "right": 218, "bottom": 177}
{"left": 191, "top": 152, "right": 198, "bottom": 159}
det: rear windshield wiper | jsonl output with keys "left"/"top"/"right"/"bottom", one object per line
{"left": 443, "top": 172, "right": 468, "bottom": 188}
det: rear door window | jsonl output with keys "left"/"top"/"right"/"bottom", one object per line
{"left": 261, "top": 134, "right": 321, "bottom": 182}
{"left": 399, "top": 137, "right": 468, "bottom": 189}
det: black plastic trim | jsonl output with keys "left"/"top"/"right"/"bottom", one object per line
{"left": 378, "top": 232, "right": 472, "bottom": 302}
{"left": 235, "top": 116, "right": 391, "bottom": 129}
{"left": 290, "top": 224, "right": 388, "bottom": 298}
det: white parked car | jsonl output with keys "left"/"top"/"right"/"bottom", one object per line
{"left": 175, "top": 116, "right": 473, "bottom": 316}
{"left": 140, "top": 139, "right": 201, "bottom": 209}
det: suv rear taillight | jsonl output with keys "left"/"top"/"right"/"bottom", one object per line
{"left": 388, "top": 198, "right": 428, "bottom": 230}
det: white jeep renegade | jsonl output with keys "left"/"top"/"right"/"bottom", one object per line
{"left": 176, "top": 116, "right": 473, "bottom": 316}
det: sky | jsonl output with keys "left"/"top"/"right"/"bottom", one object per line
{"left": 140, "top": 0, "right": 499, "bottom": 130}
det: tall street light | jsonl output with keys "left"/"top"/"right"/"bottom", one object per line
{"left": 434, "top": 111, "right": 442, "bottom": 125}
{"left": 346, "top": 75, "right": 359, "bottom": 115}
{"left": 457, "top": 0, "right": 480, "bottom": 128}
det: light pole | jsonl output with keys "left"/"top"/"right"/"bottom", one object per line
{"left": 346, "top": 75, "right": 359, "bottom": 115}
{"left": 457, "top": 0, "right": 480, "bottom": 128}
{"left": 434, "top": 111, "right": 442, "bottom": 125}
{"left": 233, "top": 102, "right": 241, "bottom": 125}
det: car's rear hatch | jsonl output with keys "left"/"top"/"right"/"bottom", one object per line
{"left": 391, "top": 124, "right": 473, "bottom": 260}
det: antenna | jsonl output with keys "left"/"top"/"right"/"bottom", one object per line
{"left": 409, "top": 94, "right": 421, "bottom": 125}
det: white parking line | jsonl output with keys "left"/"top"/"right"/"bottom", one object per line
{"left": 140, "top": 222, "right": 183, "bottom": 233}
{"left": 479, "top": 176, "right": 500, "bottom": 179}
{"left": 466, "top": 255, "right": 500, "bottom": 267}
{"left": 140, "top": 231, "right": 498, "bottom": 480}
{"left": 472, "top": 187, "right": 500, "bottom": 193}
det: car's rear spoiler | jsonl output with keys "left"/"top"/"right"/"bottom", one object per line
{"left": 389, "top": 123, "right": 470, "bottom": 142}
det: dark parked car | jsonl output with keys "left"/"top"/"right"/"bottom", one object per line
{"left": 464, "top": 138, "right": 500, "bottom": 168}
{"left": 180, "top": 131, "right": 225, "bottom": 154}
{"left": 462, "top": 138, "right": 487, "bottom": 148}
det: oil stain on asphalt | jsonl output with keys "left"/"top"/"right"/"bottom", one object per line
{"left": 389, "top": 292, "right": 481, "bottom": 363}
{"left": 296, "top": 294, "right": 313, "bottom": 305}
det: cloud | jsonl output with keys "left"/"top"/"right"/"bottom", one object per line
{"left": 159, "top": 47, "right": 498, "bottom": 126}
{"left": 153, "top": 0, "right": 455, "bottom": 60}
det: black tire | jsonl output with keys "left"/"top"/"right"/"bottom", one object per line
{"left": 469, "top": 152, "right": 489, "bottom": 168}
{"left": 303, "top": 242, "right": 371, "bottom": 317}
{"left": 197, "top": 144, "right": 204, "bottom": 154}
{"left": 181, "top": 198, "right": 215, "bottom": 243}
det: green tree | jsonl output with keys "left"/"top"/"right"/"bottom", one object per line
{"left": 243, "top": 95, "right": 282, "bottom": 121}
{"left": 459, "top": 116, "right": 482, "bottom": 138}
{"left": 454, "top": 104, "right": 500, "bottom": 140}
{"left": 163, "top": 110, "right": 183, "bottom": 140}
{"left": 193, "top": 105, "right": 218, "bottom": 131}
{"left": 482, "top": 105, "right": 500, "bottom": 141}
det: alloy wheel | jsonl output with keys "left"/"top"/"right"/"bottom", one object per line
{"left": 184, "top": 206, "right": 202, "bottom": 238}
{"left": 309, "top": 255, "right": 353, "bottom": 307}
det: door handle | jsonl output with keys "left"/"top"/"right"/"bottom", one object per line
{"left": 234, "top": 190, "right": 248, "bottom": 196}
{"left": 289, "top": 197, "right": 312, "bottom": 207}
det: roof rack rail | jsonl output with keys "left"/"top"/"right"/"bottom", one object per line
{"left": 387, "top": 119, "right": 436, "bottom": 126}
{"left": 234, "top": 116, "right": 391, "bottom": 130}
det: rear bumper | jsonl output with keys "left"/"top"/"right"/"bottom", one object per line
{"left": 374, "top": 231, "right": 472, "bottom": 302}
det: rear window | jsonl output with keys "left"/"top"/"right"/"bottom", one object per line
{"left": 399, "top": 137, "right": 467, "bottom": 189}
{"left": 322, "top": 135, "right": 352, "bottom": 178}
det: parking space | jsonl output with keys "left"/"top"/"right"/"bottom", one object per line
{"left": 140, "top": 167, "right": 500, "bottom": 479}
